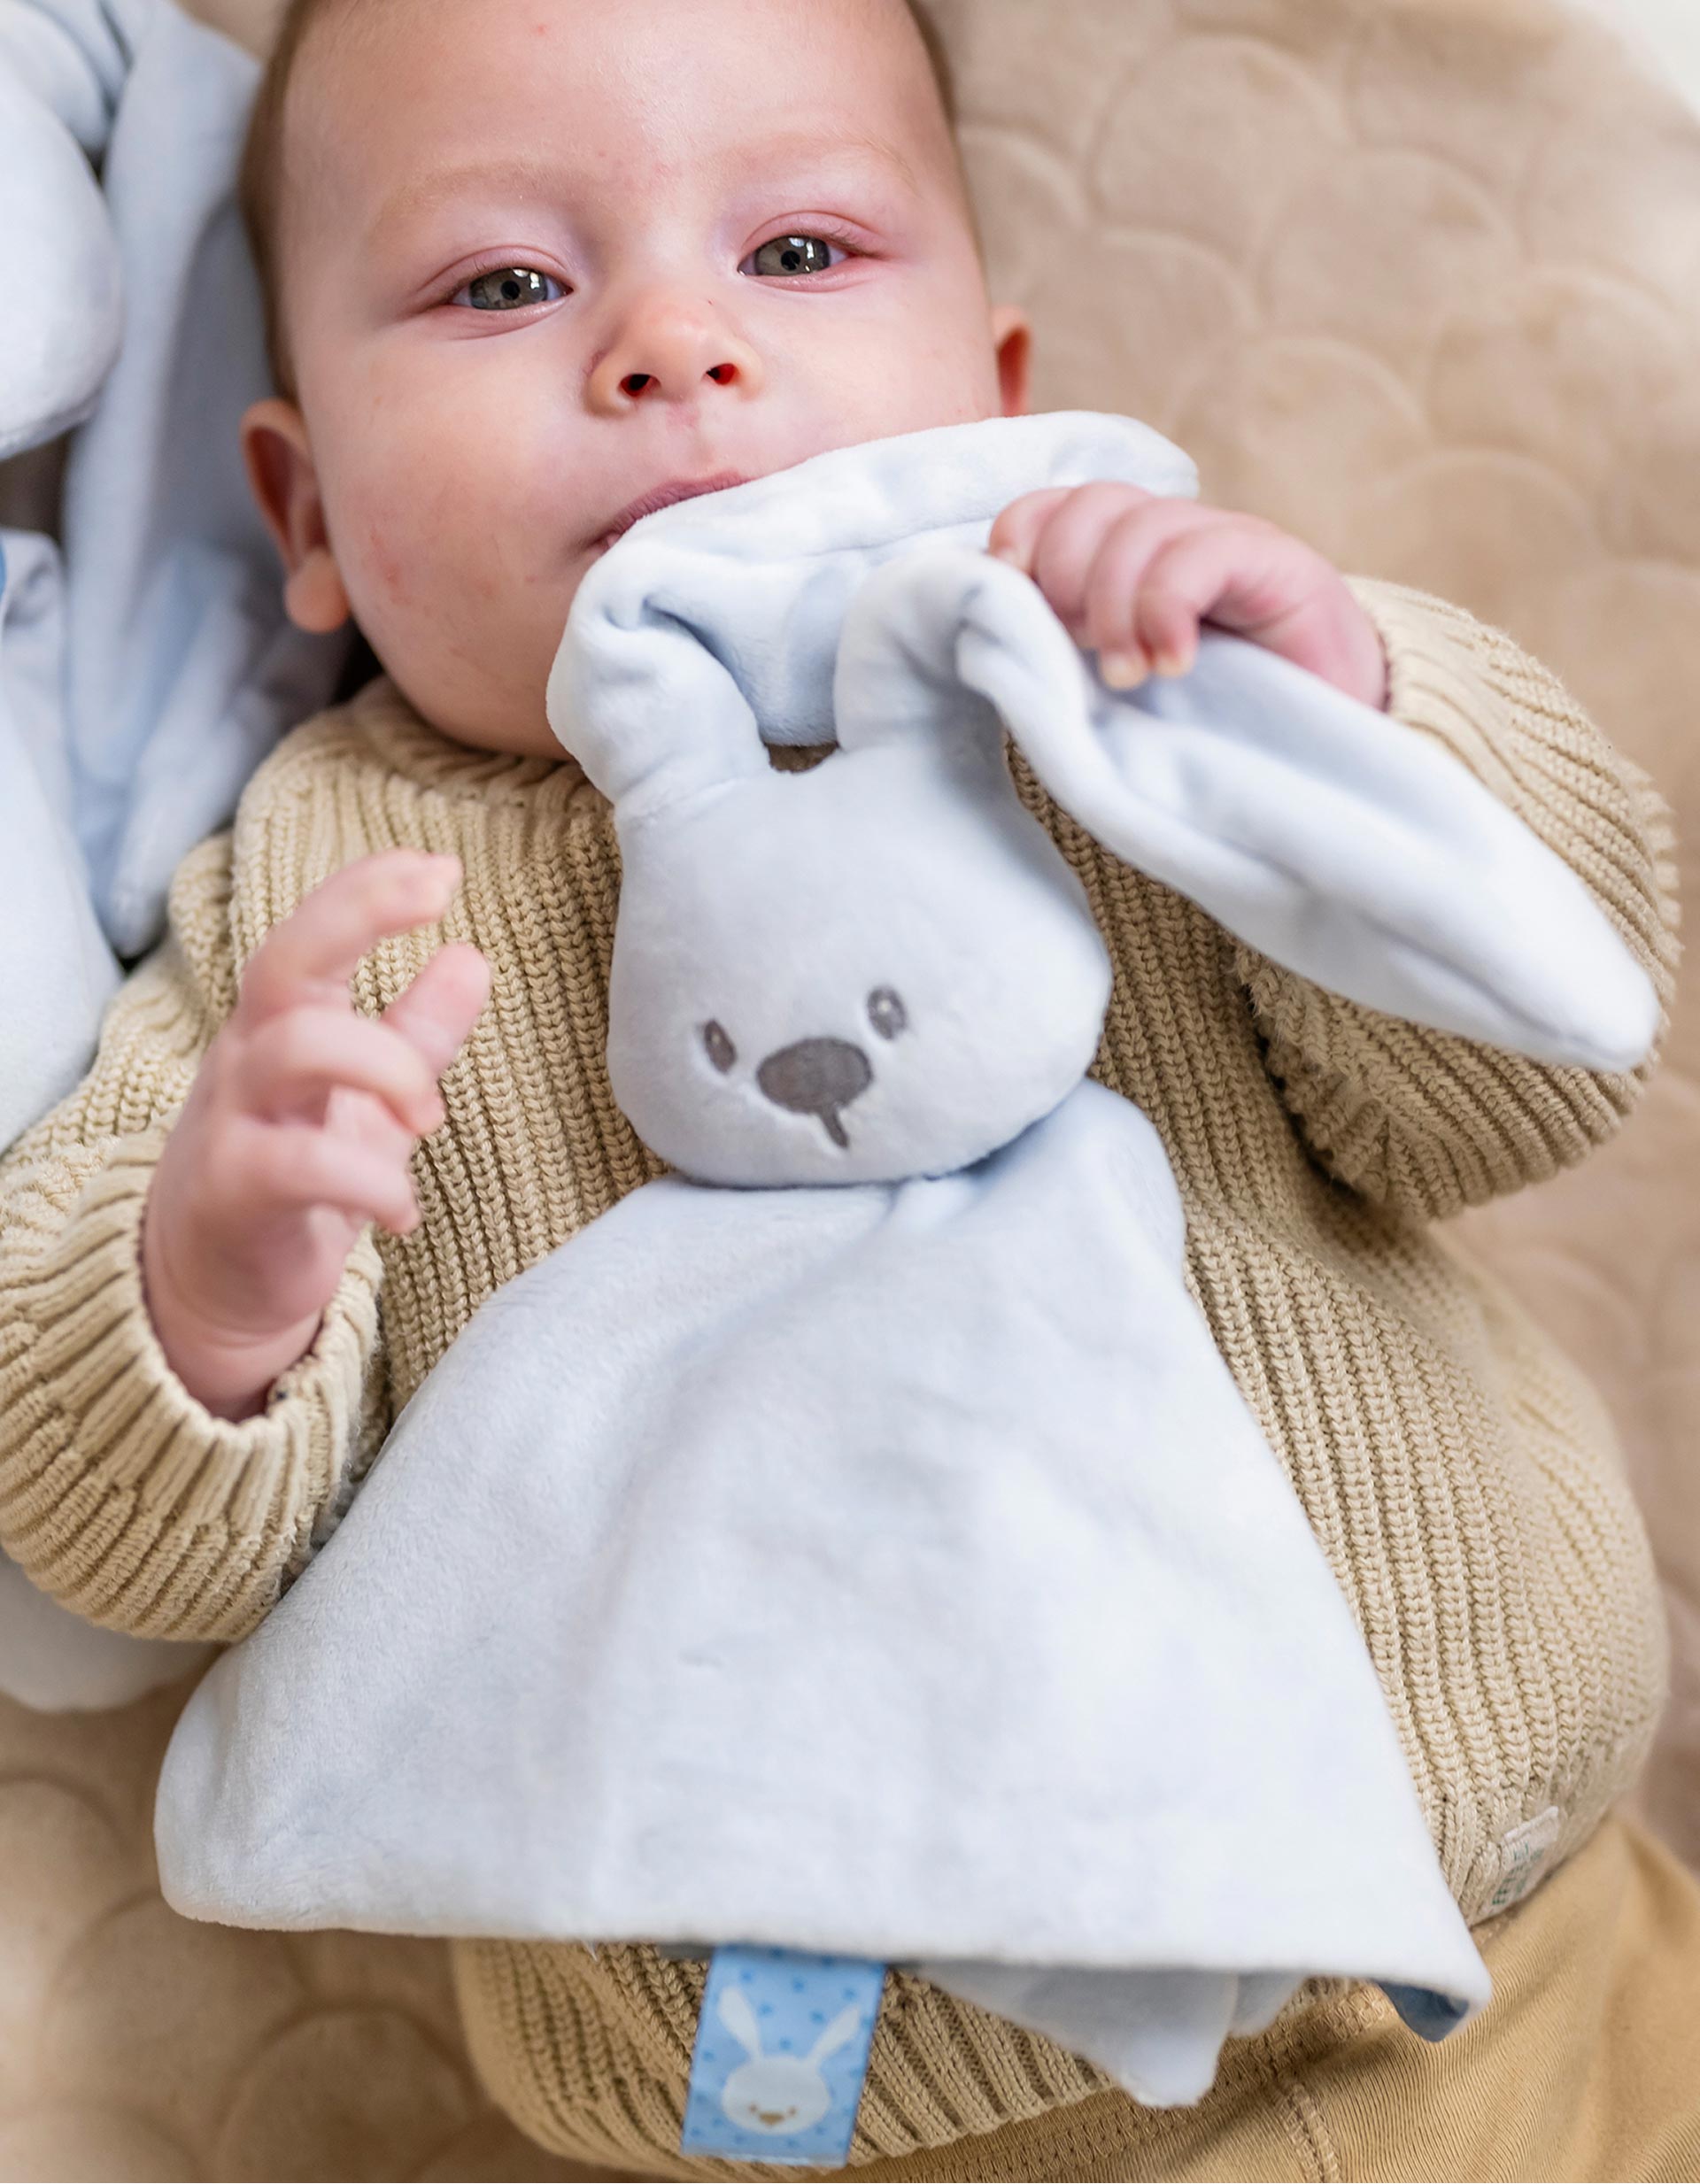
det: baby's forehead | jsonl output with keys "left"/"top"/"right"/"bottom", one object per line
{"left": 282, "top": 0, "right": 952, "bottom": 173}
{"left": 279, "top": 0, "right": 939, "bottom": 143}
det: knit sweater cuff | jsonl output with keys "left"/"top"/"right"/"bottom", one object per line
{"left": 0, "top": 1131, "right": 384, "bottom": 1642}
{"left": 1346, "top": 575, "right": 1524, "bottom": 799}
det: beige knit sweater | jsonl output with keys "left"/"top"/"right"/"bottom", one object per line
{"left": 0, "top": 578, "right": 1681, "bottom": 2181}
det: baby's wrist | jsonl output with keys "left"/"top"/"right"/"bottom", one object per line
{"left": 139, "top": 1210, "right": 323, "bottom": 1422}
{"left": 149, "top": 1290, "right": 324, "bottom": 1422}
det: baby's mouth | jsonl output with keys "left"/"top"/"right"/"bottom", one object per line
{"left": 591, "top": 471, "right": 751, "bottom": 552}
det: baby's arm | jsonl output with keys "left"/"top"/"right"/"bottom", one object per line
{"left": 143, "top": 851, "right": 485, "bottom": 1417}
{"left": 0, "top": 841, "right": 481, "bottom": 1643}
{"left": 1234, "top": 578, "right": 1681, "bottom": 1220}
{"left": 991, "top": 485, "right": 1681, "bottom": 1223}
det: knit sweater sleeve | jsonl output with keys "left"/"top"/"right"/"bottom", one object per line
{"left": 0, "top": 830, "right": 389, "bottom": 1644}
{"left": 1231, "top": 577, "right": 1683, "bottom": 1223}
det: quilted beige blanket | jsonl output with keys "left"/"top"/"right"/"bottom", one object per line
{"left": 1, "top": 2, "right": 1694, "bottom": 2176}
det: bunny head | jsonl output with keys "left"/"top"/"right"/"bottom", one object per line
{"left": 544, "top": 414, "right": 1206, "bottom": 1189}
{"left": 715, "top": 1984, "right": 866, "bottom": 2138}
{"left": 552, "top": 541, "right": 1113, "bottom": 1189}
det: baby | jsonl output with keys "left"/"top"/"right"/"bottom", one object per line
{"left": 2, "top": 0, "right": 1696, "bottom": 2177}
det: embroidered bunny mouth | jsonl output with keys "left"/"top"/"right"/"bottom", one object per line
{"left": 755, "top": 1038, "right": 874, "bottom": 1150}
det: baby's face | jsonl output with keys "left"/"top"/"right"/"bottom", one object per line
{"left": 253, "top": 0, "right": 1029, "bottom": 756}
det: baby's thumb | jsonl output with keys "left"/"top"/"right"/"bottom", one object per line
{"left": 382, "top": 943, "right": 491, "bottom": 1078}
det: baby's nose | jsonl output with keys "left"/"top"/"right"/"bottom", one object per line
{"left": 587, "top": 293, "right": 764, "bottom": 411}
{"left": 757, "top": 1038, "right": 873, "bottom": 1149}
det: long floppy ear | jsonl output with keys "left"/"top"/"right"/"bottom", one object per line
{"left": 547, "top": 542, "right": 769, "bottom": 818}
{"left": 831, "top": 548, "right": 1070, "bottom": 761}
{"left": 715, "top": 1985, "right": 765, "bottom": 2060}
{"left": 840, "top": 545, "right": 1658, "bottom": 1075}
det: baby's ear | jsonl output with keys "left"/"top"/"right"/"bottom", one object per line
{"left": 241, "top": 399, "right": 351, "bottom": 636}
{"left": 991, "top": 305, "right": 1032, "bottom": 421}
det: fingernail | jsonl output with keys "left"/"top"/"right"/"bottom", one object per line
{"left": 1100, "top": 648, "right": 1148, "bottom": 690}
{"left": 1153, "top": 645, "right": 1193, "bottom": 679}
{"left": 989, "top": 544, "right": 1025, "bottom": 567}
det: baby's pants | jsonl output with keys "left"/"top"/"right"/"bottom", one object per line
{"left": 852, "top": 1808, "right": 1700, "bottom": 2183}
{"left": 470, "top": 1807, "right": 1700, "bottom": 2182}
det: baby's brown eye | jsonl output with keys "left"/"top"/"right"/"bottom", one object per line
{"left": 456, "top": 266, "right": 567, "bottom": 312}
{"left": 743, "top": 234, "right": 845, "bottom": 279}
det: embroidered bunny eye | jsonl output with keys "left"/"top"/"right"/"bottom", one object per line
{"left": 868, "top": 989, "right": 908, "bottom": 1041}
{"left": 703, "top": 1021, "right": 738, "bottom": 1073}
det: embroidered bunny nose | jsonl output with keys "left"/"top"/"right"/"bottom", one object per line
{"left": 757, "top": 1038, "right": 873, "bottom": 1148}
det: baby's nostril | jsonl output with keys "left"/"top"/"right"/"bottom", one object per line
{"left": 622, "top": 372, "right": 653, "bottom": 397}
{"left": 707, "top": 363, "right": 738, "bottom": 385}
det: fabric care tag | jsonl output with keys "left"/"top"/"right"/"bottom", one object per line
{"left": 1488, "top": 1805, "right": 1563, "bottom": 1912}
{"left": 681, "top": 1945, "right": 885, "bottom": 2166}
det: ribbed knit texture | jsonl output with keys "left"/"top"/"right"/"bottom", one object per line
{"left": 0, "top": 579, "right": 1681, "bottom": 2180}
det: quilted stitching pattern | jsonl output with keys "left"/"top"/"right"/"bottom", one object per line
{"left": 0, "top": 2, "right": 1694, "bottom": 2176}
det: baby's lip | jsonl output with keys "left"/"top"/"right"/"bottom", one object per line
{"left": 590, "top": 472, "right": 751, "bottom": 551}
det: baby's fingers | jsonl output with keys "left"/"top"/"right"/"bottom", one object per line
{"left": 381, "top": 941, "right": 492, "bottom": 1079}
{"left": 237, "top": 1121, "right": 421, "bottom": 1235}
{"left": 1083, "top": 505, "right": 1227, "bottom": 682}
{"left": 238, "top": 850, "right": 463, "bottom": 1029}
{"left": 988, "top": 488, "right": 1075, "bottom": 575}
{"left": 235, "top": 1007, "right": 448, "bottom": 1137}
{"left": 1130, "top": 522, "right": 1291, "bottom": 681}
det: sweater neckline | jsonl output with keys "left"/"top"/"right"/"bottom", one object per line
{"left": 342, "top": 675, "right": 596, "bottom": 808}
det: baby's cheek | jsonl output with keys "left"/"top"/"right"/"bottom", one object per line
{"left": 314, "top": 362, "right": 582, "bottom": 736}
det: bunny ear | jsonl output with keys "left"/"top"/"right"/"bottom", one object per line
{"left": 831, "top": 547, "right": 1055, "bottom": 760}
{"left": 808, "top": 2003, "right": 869, "bottom": 2067}
{"left": 547, "top": 543, "right": 769, "bottom": 816}
{"left": 715, "top": 1985, "right": 765, "bottom": 2059}
{"left": 844, "top": 545, "right": 1658, "bottom": 1075}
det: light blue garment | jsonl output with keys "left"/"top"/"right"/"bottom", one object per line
{"left": 0, "top": 530, "right": 120, "bottom": 1147}
{"left": 0, "top": 0, "right": 345, "bottom": 1122}
{"left": 0, "top": 526, "right": 215, "bottom": 1715}
{"left": 0, "top": 0, "right": 344, "bottom": 1712}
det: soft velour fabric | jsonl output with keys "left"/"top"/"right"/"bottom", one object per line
{"left": 0, "top": 0, "right": 344, "bottom": 1150}
{"left": 0, "top": 0, "right": 336, "bottom": 1718}
{"left": 6, "top": 4, "right": 1700, "bottom": 2178}
{"left": 156, "top": 413, "right": 1663, "bottom": 2113}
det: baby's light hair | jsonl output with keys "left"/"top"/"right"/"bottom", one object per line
{"left": 239, "top": 0, "right": 968, "bottom": 400}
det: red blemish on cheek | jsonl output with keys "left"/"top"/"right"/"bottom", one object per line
{"left": 367, "top": 526, "right": 408, "bottom": 606}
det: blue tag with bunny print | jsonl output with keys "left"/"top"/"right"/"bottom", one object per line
{"left": 681, "top": 1945, "right": 885, "bottom": 2165}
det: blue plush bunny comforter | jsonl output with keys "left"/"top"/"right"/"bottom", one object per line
{"left": 155, "top": 413, "right": 1658, "bottom": 2107}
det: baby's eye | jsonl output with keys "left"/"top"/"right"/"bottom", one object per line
{"left": 452, "top": 266, "right": 568, "bottom": 312}
{"left": 740, "top": 234, "right": 848, "bottom": 279}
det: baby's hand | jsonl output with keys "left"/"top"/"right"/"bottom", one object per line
{"left": 141, "top": 851, "right": 491, "bottom": 1423}
{"left": 987, "top": 483, "right": 1389, "bottom": 712}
